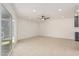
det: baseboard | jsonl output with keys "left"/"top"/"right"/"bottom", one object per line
{"left": 18, "top": 35, "right": 74, "bottom": 41}
{"left": 18, "top": 35, "right": 39, "bottom": 41}
{"left": 39, "top": 35, "right": 74, "bottom": 41}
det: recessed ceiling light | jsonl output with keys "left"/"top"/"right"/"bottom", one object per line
{"left": 33, "top": 9, "right": 36, "bottom": 13}
{"left": 58, "top": 9, "right": 62, "bottom": 11}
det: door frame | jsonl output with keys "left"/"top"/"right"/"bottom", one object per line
{"left": 0, "top": 4, "right": 13, "bottom": 56}
{"left": 0, "top": 4, "right": 1, "bottom": 56}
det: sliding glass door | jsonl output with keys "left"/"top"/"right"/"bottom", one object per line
{"left": 0, "top": 5, "right": 12, "bottom": 56}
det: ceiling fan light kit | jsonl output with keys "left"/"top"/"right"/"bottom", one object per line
{"left": 41, "top": 16, "right": 50, "bottom": 20}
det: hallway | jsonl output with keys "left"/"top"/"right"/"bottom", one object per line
{"left": 12, "top": 36, "right": 79, "bottom": 56}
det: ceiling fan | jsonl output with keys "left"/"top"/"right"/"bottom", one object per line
{"left": 40, "top": 15, "right": 50, "bottom": 20}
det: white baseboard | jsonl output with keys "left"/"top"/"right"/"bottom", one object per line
{"left": 18, "top": 35, "right": 39, "bottom": 41}
{"left": 39, "top": 35, "right": 74, "bottom": 40}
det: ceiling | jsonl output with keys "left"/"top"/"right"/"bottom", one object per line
{"left": 13, "top": 3, "right": 79, "bottom": 21}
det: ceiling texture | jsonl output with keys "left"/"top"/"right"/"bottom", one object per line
{"left": 13, "top": 3, "right": 79, "bottom": 21}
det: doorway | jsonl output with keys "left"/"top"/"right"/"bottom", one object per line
{"left": 0, "top": 5, "right": 13, "bottom": 56}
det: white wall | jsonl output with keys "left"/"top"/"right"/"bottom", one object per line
{"left": 17, "top": 18, "right": 79, "bottom": 40}
{"left": 17, "top": 19, "right": 39, "bottom": 40}
{"left": 40, "top": 18, "right": 75, "bottom": 40}
{"left": 2, "top": 4, "right": 40, "bottom": 40}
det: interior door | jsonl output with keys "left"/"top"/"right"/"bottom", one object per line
{"left": 1, "top": 5, "right": 12, "bottom": 56}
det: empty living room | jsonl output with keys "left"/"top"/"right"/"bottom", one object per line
{"left": 0, "top": 3, "right": 79, "bottom": 56}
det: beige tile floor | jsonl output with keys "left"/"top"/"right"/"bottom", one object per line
{"left": 12, "top": 36, "right": 79, "bottom": 56}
